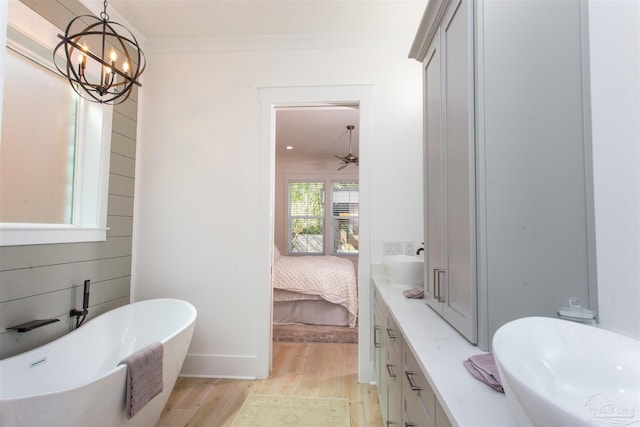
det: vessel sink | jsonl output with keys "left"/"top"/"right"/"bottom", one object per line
{"left": 382, "top": 255, "right": 424, "bottom": 285}
{"left": 493, "top": 316, "right": 640, "bottom": 427}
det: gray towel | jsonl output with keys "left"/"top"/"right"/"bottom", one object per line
{"left": 119, "top": 342, "right": 164, "bottom": 418}
{"left": 403, "top": 284, "right": 424, "bottom": 299}
{"left": 463, "top": 352, "right": 504, "bottom": 393}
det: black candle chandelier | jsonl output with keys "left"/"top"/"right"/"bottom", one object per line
{"left": 53, "top": 0, "right": 145, "bottom": 105}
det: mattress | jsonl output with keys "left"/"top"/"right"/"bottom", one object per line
{"left": 273, "top": 255, "right": 358, "bottom": 327}
{"left": 273, "top": 297, "right": 350, "bottom": 326}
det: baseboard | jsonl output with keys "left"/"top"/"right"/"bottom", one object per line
{"left": 180, "top": 352, "right": 259, "bottom": 378}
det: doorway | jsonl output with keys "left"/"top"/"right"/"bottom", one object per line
{"left": 258, "top": 85, "right": 374, "bottom": 383}
{"left": 273, "top": 105, "right": 360, "bottom": 344}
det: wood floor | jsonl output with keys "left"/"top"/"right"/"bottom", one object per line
{"left": 156, "top": 342, "right": 383, "bottom": 426}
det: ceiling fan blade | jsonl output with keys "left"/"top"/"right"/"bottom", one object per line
{"left": 337, "top": 163, "right": 349, "bottom": 171}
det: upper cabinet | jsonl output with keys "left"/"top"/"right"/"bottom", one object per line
{"left": 411, "top": 0, "right": 597, "bottom": 350}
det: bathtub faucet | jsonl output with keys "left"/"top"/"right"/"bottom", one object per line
{"left": 70, "top": 279, "right": 90, "bottom": 328}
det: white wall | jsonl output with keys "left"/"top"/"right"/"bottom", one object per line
{"left": 132, "top": 33, "right": 424, "bottom": 379}
{"left": 589, "top": 0, "right": 640, "bottom": 338}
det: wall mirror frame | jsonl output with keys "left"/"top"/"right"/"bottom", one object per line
{"left": 0, "top": 0, "right": 113, "bottom": 246}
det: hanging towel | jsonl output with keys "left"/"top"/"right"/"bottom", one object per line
{"left": 119, "top": 342, "right": 164, "bottom": 418}
{"left": 463, "top": 352, "right": 504, "bottom": 393}
{"left": 403, "top": 284, "right": 424, "bottom": 299}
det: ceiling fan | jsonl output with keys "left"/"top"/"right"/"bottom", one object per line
{"left": 335, "top": 125, "right": 359, "bottom": 170}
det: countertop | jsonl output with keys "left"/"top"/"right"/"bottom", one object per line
{"left": 372, "top": 265, "right": 521, "bottom": 427}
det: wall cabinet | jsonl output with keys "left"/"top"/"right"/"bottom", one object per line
{"left": 411, "top": 0, "right": 597, "bottom": 349}
{"left": 423, "top": 0, "right": 477, "bottom": 344}
{"left": 374, "top": 289, "right": 452, "bottom": 427}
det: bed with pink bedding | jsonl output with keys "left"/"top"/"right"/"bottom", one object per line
{"left": 273, "top": 252, "right": 358, "bottom": 328}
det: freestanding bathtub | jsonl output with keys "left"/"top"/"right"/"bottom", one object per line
{"left": 0, "top": 298, "right": 197, "bottom": 427}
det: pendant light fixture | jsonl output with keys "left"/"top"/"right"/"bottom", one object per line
{"left": 53, "top": 0, "right": 145, "bottom": 105}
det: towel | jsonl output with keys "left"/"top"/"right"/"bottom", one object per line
{"left": 403, "top": 284, "right": 424, "bottom": 299}
{"left": 119, "top": 342, "right": 164, "bottom": 418}
{"left": 463, "top": 352, "right": 504, "bottom": 393}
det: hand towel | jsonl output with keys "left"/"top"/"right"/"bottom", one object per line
{"left": 403, "top": 284, "right": 424, "bottom": 299}
{"left": 463, "top": 352, "right": 504, "bottom": 393}
{"left": 119, "top": 342, "right": 164, "bottom": 418}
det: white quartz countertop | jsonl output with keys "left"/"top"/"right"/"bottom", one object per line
{"left": 372, "top": 266, "right": 521, "bottom": 427}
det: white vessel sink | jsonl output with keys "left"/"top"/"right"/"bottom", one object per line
{"left": 493, "top": 316, "right": 640, "bottom": 427}
{"left": 382, "top": 255, "right": 424, "bottom": 285}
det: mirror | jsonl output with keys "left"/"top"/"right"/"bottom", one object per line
{"left": 0, "top": 0, "right": 112, "bottom": 246}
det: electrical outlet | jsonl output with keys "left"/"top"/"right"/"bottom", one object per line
{"left": 383, "top": 241, "right": 403, "bottom": 255}
{"left": 403, "top": 241, "right": 416, "bottom": 255}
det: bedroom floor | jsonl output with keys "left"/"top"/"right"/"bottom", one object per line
{"left": 273, "top": 323, "right": 358, "bottom": 343}
{"left": 155, "top": 342, "right": 382, "bottom": 426}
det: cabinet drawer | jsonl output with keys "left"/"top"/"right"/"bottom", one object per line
{"left": 403, "top": 389, "right": 433, "bottom": 427}
{"left": 386, "top": 313, "right": 402, "bottom": 354}
{"left": 403, "top": 347, "right": 436, "bottom": 422}
{"left": 435, "top": 399, "right": 453, "bottom": 427}
{"left": 386, "top": 316, "right": 401, "bottom": 380}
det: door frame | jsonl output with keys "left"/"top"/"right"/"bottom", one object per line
{"left": 258, "top": 84, "right": 374, "bottom": 382}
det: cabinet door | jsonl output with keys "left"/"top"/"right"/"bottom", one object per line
{"left": 423, "top": 0, "right": 477, "bottom": 343}
{"left": 424, "top": 30, "right": 446, "bottom": 309}
{"left": 373, "top": 294, "right": 384, "bottom": 400}
{"left": 441, "top": 0, "right": 477, "bottom": 343}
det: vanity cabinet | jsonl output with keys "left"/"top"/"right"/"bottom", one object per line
{"left": 374, "top": 288, "right": 402, "bottom": 426}
{"left": 374, "top": 289, "right": 453, "bottom": 427}
{"left": 411, "top": 0, "right": 597, "bottom": 349}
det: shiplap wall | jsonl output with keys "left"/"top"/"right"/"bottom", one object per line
{"left": 0, "top": 0, "right": 136, "bottom": 359}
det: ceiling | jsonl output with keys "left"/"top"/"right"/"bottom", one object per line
{"left": 107, "top": 1, "right": 426, "bottom": 40}
{"left": 104, "top": 0, "right": 425, "bottom": 160}
{"left": 275, "top": 106, "right": 360, "bottom": 160}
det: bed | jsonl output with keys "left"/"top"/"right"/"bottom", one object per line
{"left": 273, "top": 247, "right": 358, "bottom": 328}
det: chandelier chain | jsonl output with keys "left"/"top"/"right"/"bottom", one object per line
{"left": 100, "top": 1, "right": 110, "bottom": 23}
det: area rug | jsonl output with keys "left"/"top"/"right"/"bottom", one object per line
{"left": 231, "top": 394, "right": 350, "bottom": 426}
{"left": 273, "top": 324, "right": 358, "bottom": 344}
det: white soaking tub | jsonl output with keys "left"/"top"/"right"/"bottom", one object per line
{"left": 0, "top": 298, "right": 197, "bottom": 427}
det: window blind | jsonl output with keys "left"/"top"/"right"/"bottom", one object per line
{"left": 331, "top": 182, "right": 359, "bottom": 254}
{"left": 288, "top": 182, "right": 325, "bottom": 254}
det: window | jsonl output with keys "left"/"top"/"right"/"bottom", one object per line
{"left": 289, "top": 182, "right": 325, "bottom": 254}
{"left": 331, "top": 182, "right": 359, "bottom": 254}
{"left": 287, "top": 180, "right": 359, "bottom": 255}
{"left": 0, "top": 0, "right": 113, "bottom": 246}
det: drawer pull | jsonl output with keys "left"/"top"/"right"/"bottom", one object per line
{"left": 386, "top": 363, "right": 397, "bottom": 378}
{"left": 374, "top": 326, "right": 382, "bottom": 348}
{"left": 405, "top": 423, "right": 416, "bottom": 427}
{"left": 435, "top": 268, "right": 446, "bottom": 302}
{"left": 405, "top": 370, "right": 422, "bottom": 391}
{"left": 386, "top": 327, "right": 398, "bottom": 339}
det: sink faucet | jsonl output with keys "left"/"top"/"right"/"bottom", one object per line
{"left": 416, "top": 243, "right": 424, "bottom": 255}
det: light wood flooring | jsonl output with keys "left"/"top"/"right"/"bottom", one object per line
{"left": 156, "top": 341, "right": 383, "bottom": 426}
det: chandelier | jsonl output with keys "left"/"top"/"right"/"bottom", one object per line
{"left": 53, "top": 0, "right": 145, "bottom": 105}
